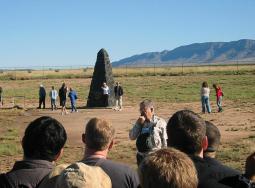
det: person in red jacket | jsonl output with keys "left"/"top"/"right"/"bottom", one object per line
{"left": 213, "top": 84, "right": 224, "bottom": 112}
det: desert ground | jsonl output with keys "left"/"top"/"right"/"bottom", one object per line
{"left": 0, "top": 69, "right": 254, "bottom": 172}
{"left": 0, "top": 99, "right": 254, "bottom": 172}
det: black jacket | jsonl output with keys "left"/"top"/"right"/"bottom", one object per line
{"left": 190, "top": 155, "right": 240, "bottom": 188}
{"left": 0, "top": 160, "right": 53, "bottom": 188}
{"left": 114, "top": 86, "right": 123, "bottom": 97}
{"left": 219, "top": 174, "right": 255, "bottom": 188}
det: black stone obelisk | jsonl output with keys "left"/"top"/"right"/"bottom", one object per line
{"left": 87, "top": 49, "right": 115, "bottom": 107}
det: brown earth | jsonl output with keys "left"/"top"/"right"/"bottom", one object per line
{"left": 1, "top": 100, "right": 255, "bottom": 172}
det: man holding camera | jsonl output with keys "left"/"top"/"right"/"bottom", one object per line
{"left": 129, "top": 99, "right": 168, "bottom": 165}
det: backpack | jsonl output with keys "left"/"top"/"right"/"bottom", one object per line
{"left": 136, "top": 126, "right": 155, "bottom": 153}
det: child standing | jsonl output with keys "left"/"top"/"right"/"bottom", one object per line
{"left": 68, "top": 87, "right": 78, "bottom": 112}
{"left": 201, "top": 81, "right": 211, "bottom": 113}
{"left": 213, "top": 84, "right": 224, "bottom": 112}
{"left": 49, "top": 86, "right": 58, "bottom": 111}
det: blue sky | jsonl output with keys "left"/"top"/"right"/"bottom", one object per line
{"left": 0, "top": 0, "right": 254, "bottom": 68}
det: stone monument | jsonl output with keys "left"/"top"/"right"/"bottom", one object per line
{"left": 87, "top": 49, "right": 115, "bottom": 107}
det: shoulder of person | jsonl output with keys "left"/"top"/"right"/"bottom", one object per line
{"left": 153, "top": 116, "right": 167, "bottom": 126}
{"left": 102, "top": 159, "right": 137, "bottom": 174}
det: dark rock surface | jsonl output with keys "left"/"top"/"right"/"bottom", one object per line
{"left": 87, "top": 49, "right": 115, "bottom": 107}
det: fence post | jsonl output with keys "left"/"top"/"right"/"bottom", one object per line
{"left": 15, "top": 68, "right": 17, "bottom": 80}
{"left": 125, "top": 65, "right": 128, "bottom": 77}
{"left": 12, "top": 97, "right": 15, "bottom": 107}
{"left": 154, "top": 63, "right": 156, "bottom": 76}
{"left": 42, "top": 66, "right": 45, "bottom": 79}
{"left": 23, "top": 96, "right": 25, "bottom": 109}
{"left": 236, "top": 59, "right": 239, "bottom": 74}
{"left": 182, "top": 63, "right": 184, "bottom": 75}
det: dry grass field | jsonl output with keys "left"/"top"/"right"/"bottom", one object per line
{"left": 0, "top": 64, "right": 254, "bottom": 80}
{"left": 0, "top": 66, "right": 255, "bottom": 173}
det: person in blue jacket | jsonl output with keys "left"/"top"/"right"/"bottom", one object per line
{"left": 68, "top": 87, "right": 78, "bottom": 112}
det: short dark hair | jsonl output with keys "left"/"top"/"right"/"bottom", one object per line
{"left": 167, "top": 110, "right": 206, "bottom": 155}
{"left": 202, "top": 81, "right": 208, "bottom": 88}
{"left": 85, "top": 118, "right": 115, "bottom": 151}
{"left": 139, "top": 148, "right": 198, "bottom": 188}
{"left": 22, "top": 116, "right": 67, "bottom": 161}
{"left": 204, "top": 121, "right": 221, "bottom": 153}
{"left": 245, "top": 152, "right": 255, "bottom": 179}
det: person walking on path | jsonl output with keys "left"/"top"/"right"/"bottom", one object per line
{"left": 49, "top": 86, "right": 58, "bottom": 111}
{"left": 114, "top": 82, "right": 124, "bottom": 111}
{"left": 68, "top": 87, "right": 78, "bottom": 112}
{"left": 213, "top": 84, "right": 224, "bottom": 112}
{"left": 201, "top": 81, "right": 211, "bottom": 113}
{"left": 38, "top": 84, "right": 46, "bottom": 109}
{"left": 59, "top": 83, "right": 68, "bottom": 115}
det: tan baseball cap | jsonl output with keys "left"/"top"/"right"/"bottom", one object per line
{"left": 38, "top": 162, "right": 111, "bottom": 188}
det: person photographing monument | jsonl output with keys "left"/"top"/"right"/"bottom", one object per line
{"left": 129, "top": 99, "right": 168, "bottom": 165}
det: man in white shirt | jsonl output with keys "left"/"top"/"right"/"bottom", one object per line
{"left": 101, "top": 82, "right": 110, "bottom": 107}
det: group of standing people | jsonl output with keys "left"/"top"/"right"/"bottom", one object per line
{"left": 200, "top": 81, "right": 224, "bottom": 113}
{"left": 38, "top": 83, "right": 78, "bottom": 115}
{"left": 101, "top": 81, "right": 124, "bottom": 111}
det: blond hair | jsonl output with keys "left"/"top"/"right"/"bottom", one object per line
{"left": 139, "top": 148, "right": 198, "bottom": 188}
{"left": 85, "top": 118, "right": 115, "bottom": 150}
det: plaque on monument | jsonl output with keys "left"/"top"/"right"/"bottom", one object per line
{"left": 87, "top": 49, "right": 115, "bottom": 107}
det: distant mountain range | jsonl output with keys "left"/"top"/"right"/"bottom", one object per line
{"left": 112, "top": 39, "right": 255, "bottom": 67}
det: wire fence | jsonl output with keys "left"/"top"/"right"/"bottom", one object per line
{"left": 0, "top": 62, "right": 254, "bottom": 109}
{"left": 0, "top": 61, "right": 255, "bottom": 81}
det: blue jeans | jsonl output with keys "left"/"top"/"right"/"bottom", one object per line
{"left": 71, "top": 100, "right": 77, "bottom": 112}
{"left": 217, "top": 96, "right": 223, "bottom": 112}
{"left": 201, "top": 96, "right": 211, "bottom": 113}
{"left": 51, "top": 99, "right": 57, "bottom": 110}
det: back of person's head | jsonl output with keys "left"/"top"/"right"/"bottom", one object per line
{"left": 138, "top": 148, "right": 198, "bottom": 188}
{"left": 167, "top": 110, "right": 207, "bottom": 155}
{"left": 38, "top": 162, "right": 111, "bottom": 188}
{"left": 84, "top": 118, "right": 115, "bottom": 151}
{"left": 204, "top": 121, "right": 221, "bottom": 158}
{"left": 245, "top": 152, "right": 255, "bottom": 180}
{"left": 52, "top": 86, "right": 54, "bottom": 90}
{"left": 202, "top": 81, "right": 208, "bottom": 88}
{"left": 22, "top": 116, "right": 67, "bottom": 161}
